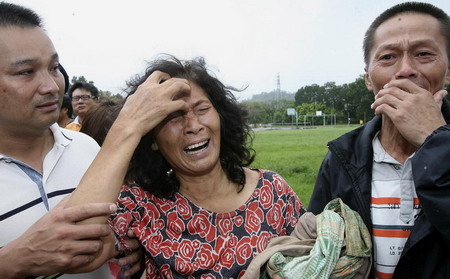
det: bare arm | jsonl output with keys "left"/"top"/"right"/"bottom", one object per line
{"left": 61, "top": 71, "right": 190, "bottom": 271}
{"left": 66, "top": 71, "right": 190, "bottom": 221}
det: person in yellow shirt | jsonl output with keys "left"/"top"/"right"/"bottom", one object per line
{"left": 66, "top": 81, "right": 99, "bottom": 131}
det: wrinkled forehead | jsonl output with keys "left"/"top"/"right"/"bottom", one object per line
{"left": 371, "top": 12, "right": 447, "bottom": 55}
{"left": 0, "top": 26, "right": 57, "bottom": 65}
{"left": 188, "top": 82, "right": 212, "bottom": 103}
{"left": 377, "top": 12, "right": 441, "bottom": 34}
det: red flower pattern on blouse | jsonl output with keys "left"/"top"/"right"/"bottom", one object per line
{"left": 110, "top": 169, "right": 304, "bottom": 278}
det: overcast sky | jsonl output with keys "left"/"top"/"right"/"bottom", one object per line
{"left": 9, "top": 0, "right": 450, "bottom": 100}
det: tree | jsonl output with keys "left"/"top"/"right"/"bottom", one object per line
{"left": 251, "top": 90, "right": 295, "bottom": 102}
{"left": 244, "top": 73, "right": 441, "bottom": 125}
{"left": 99, "top": 90, "right": 124, "bottom": 102}
{"left": 70, "top": 75, "right": 94, "bottom": 85}
{"left": 295, "top": 84, "right": 325, "bottom": 106}
{"left": 294, "top": 103, "right": 330, "bottom": 126}
{"left": 240, "top": 101, "right": 270, "bottom": 124}
{"left": 261, "top": 101, "right": 278, "bottom": 124}
{"left": 296, "top": 103, "right": 329, "bottom": 116}
{"left": 344, "top": 75, "right": 375, "bottom": 123}
{"left": 293, "top": 77, "right": 374, "bottom": 124}
{"left": 323, "top": 81, "right": 346, "bottom": 113}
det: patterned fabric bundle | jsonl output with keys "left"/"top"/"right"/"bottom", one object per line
{"left": 247, "top": 198, "right": 372, "bottom": 279}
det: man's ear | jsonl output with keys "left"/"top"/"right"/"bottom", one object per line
{"left": 445, "top": 67, "right": 450, "bottom": 88}
{"left": 364, "top": 68, "right": 373, "bottom": 91}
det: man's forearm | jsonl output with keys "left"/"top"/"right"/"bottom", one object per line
{"left": 0, "top": 244, "right": 27, "bottom": 279}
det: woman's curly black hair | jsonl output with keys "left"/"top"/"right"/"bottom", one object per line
{"left": 124, "top": 55, "right": 255, "bottom": 199}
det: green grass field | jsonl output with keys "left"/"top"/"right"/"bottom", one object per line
{"left": 250, "top": 126, "right": 356, "bottom": 208}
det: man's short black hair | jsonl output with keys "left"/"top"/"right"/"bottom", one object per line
{"left": 363, "top": 2, "right": 450, "bottom": 66}
{"left": 68, "top": 81, "right": 99, "bottom": 99}
{"left": 0, "top": 2, "right": 42, "bottom": 28}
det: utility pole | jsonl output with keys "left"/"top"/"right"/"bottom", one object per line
{"left": 276, "top": 72, "right": 281, "bottom": 111}
{"left": 276, "top": 72, "right": 281, "bottom": 102}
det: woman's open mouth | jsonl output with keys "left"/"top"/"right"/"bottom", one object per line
{"left": 184, "top": 140, "right": 210, "bottom": 155}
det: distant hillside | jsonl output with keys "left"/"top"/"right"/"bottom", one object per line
{"left": 250, "top": 90, "right": 295, "bottom": 102}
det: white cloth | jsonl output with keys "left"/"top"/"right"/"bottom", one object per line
{"left": 0, "top": 124, "right": 111, "bottom": 278}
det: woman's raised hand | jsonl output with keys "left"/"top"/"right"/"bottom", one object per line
{"left": 117, "top": 71, "right": 191, "bottom": 137}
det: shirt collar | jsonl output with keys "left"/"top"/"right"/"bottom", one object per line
{"left": 372, "top": 131, "right": 399, "bottom": 164}
{"left": 50, "top": 123, "right": 73, "bottom": 147}
{"left": 72, "top": 116, "right": 81, "bottom": 125}
{"left": 0, "top": 123, "right": 73, "bottom": 160}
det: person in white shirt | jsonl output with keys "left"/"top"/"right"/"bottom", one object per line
{"left": 0, "top": 2, "right": 142, "bottom": 278}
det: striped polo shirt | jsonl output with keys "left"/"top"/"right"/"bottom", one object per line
{"left": 0, "top": 124, "right": 112, "bottom": 278}
{"left": 371, "top": 134, "right": 421, "bottom": 279}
